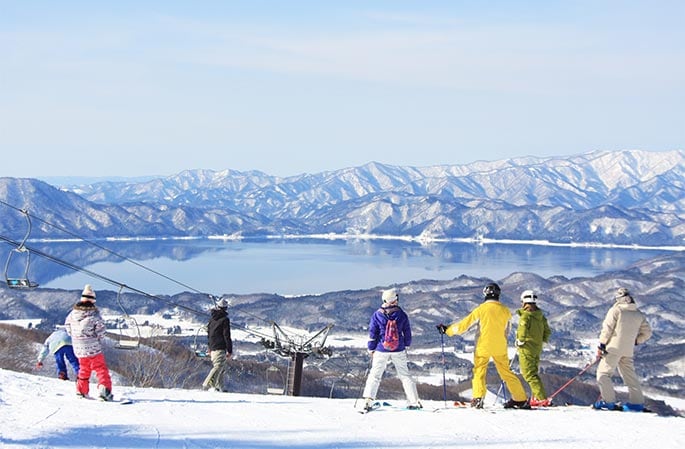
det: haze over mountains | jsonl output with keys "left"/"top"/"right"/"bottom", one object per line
{"left": 1, "top": 149, "right": 683, "bottom": 245}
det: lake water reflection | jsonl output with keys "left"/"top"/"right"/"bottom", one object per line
{"left": 11, "top": 238, "right": 672, "bottom": 297}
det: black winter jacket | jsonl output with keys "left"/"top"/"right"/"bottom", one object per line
{"left": 207, "top": 308, "right": 233, "bottom": 353}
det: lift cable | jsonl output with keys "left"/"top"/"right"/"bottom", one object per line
{"left": 0, "top": 199, "right": 204, "bottom": 295}
{"left": 0, "top": 200, "right": 321, "bottom": 346}
{"left": 0, "top": 232, "right": 276, "bottom": 340}
{"left": 0, "top": 233, "right": 207, "bottom": 317}
{"left": 0, "top": 200, "right": 285, "bottom": 329}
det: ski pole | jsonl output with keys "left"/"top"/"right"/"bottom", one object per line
{"left": 494, "top": 352, "right": 516, "bottom": 404}
{"left": 547, "top": 357, "right": 600, "bottom": 402}
{"left": 495, "top": 381, "right": 507, "bottom": 404}
{"left": 439, "top": 331, "right": 447, "bottom": 407}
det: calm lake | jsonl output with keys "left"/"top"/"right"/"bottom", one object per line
{"left": 8, "top": 237, "right": 674, "bottom": 297}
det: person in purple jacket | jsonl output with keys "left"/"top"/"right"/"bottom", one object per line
{"left": 359, "top": 288, "right": 421, "bottom": 411}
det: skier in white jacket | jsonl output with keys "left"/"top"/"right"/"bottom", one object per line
{"left": 594, "top": 287, "right": 652, "bottom": 412}
{"left": 64, "top": 284, "right": 114, "bottom": 401}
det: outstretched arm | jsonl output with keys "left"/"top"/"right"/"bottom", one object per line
{"left": 447, "top": 308, "right": 479, "bottom": 337}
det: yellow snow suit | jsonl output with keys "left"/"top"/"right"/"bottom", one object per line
{"left": 445, "top": 300, "right": 527, "bottom": 401}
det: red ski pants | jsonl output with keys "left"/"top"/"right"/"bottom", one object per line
{"left": 76, "top": 353, "right": 112, "bottom": 396}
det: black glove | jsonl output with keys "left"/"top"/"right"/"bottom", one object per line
{"left": 436, "top": 324, "right": 448, "bottom": 334}
{"left": 597, "top": 343, "right": 607, "bottom": 358}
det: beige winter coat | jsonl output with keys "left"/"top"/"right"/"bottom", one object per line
{"left": 599, "top": 302, "right": 652, "bottom": 357}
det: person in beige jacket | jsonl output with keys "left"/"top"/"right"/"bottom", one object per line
{"left": 594, "top": 287, "right": 652, "bottom": 412}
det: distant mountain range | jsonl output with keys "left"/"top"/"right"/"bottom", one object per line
{"left": 1, "top": 149, "right": 683, "bottom": 245}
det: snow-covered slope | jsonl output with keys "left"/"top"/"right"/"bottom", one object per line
{"left": 0, "top": 368, "right": 682, "bottom": 449}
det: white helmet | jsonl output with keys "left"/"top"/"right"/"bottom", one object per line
{"left": 520, "top": 290, "right": 538, "bottom": 304}
{"left": 382, "top": 288, "right": 399, "bottom": 304}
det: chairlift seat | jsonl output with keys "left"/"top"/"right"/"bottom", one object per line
{"left": 265, "top": 365, "right": 285, "bottom": 395}
{"left": 7, "top": 278, "right": 39, "bottom": 289}
{"left": 115, "top": 339, "right": 140, "bottom": 350}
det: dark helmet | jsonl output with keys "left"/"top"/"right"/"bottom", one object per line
{"left": 483, "top": 282, "right": 501, "bottom": 299}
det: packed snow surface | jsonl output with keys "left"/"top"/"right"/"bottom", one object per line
{"left": 1, "top": 369, "right": 683, "bottom": 449}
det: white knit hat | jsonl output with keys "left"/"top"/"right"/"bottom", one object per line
{"left": 216, "top": 298, "right": 228, "bottom": 308}
{"left": 81, "top": 284, "right": 96, "bottom": 302}
{"left": 520, "top": 290, "right": 538, "bottom": 304}
{"left": 381, "top": 288, "right": 398, "bottom": 304}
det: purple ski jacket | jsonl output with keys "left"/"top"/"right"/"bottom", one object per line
{"left": 366, "top": 305, "right": 412, "bottom": 353}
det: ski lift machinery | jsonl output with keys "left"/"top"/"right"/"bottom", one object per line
{"left": 258, "top": 321, "right": 334, "bottom": 396}
{"left": 4, "top": 209, "right": 39, "bottom": 289}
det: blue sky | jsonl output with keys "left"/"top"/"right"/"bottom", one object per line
{"left": 1, "top": 1, "right": 683, "bottom": 178}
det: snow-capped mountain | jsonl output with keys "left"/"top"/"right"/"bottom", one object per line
{"left": 1, "top": 149, "right": 683, "bottom": 244}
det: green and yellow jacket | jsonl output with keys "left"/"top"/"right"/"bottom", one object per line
{"left": 516, "top": 307, "right": 551, "bottom": 354}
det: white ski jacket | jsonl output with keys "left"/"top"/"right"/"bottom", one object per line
{"left": 65, "top": 301, "right": 106, "bottom": 358}
{"left": 599, "top": 302, "right": 652, "bottom": 357}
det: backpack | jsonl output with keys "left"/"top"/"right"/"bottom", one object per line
{"left": 382, "top": 315, "right": 400, "bottom": 351}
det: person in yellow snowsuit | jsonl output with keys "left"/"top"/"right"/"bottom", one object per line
{"left": 515, "top": 290, "right": 552, "bottom": 406}
{"left": 437, "top": 282, "right": 529, "bottom": 409}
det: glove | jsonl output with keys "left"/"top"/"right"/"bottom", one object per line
{"left": 515, "top": 339, "right": 524, "bottom": 347}
{"left": 36, "top": 362, "right": 43, "bottom": 369}
{"left": 597, "top": 343, "right": 607, "bottom": 358}
{"left": 436, "top": 324, "right": 448, "bottom": 335}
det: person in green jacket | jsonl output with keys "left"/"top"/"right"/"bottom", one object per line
{"left": 515, "top": 290, "right": 551, "bottom": 406}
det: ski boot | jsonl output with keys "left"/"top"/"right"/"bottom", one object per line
{"left": 529, "top": 397, "right": 552, "bottom": 407}
{"left": 98, "top": 385, "right": 114, "bottom": 402}
{"left": 358, "top": 398, "right": 375, "bottom": 413}
{"left": 470, "top": 397, "right": 484, "bottom": 409}
{"left": 622, "top": 403, "right": 645, "bottom": 412}
{"left": 592, "top": 400, "right": 621, "bottom": 410}
{"left": 503, "top": 399, "right": 531, "bottom": 409}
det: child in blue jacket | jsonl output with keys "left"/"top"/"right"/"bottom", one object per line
{"left": 36, "top": 327, "right": 80, "bottom": 380}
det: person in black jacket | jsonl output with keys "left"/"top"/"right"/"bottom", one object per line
{"left": 202, "top": 298, "right": 233, "bottom": 392}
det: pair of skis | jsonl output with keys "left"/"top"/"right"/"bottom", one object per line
{"left": 358, "top": 401, "right": 426, "bottom": 414}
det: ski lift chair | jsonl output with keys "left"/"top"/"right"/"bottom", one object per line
{"left": 114, "top": 316, "right": 141, "bottom": 350}
{"left": 5, "top": 249, "right": 39, "bottom": 289}
{"left": 266, "top": 365, "right": 285, "bottom": 395}
{"left": 4, "top": 210, "right": 39, "bottom": 289}
{"left": 113, "top": 286, "right": 141, "bottom": 350}
{"left": 192, "top": 325, "right": 209, "bottom": 358}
